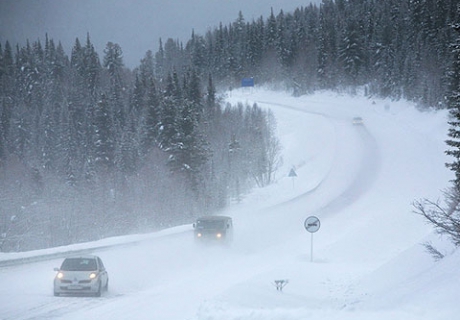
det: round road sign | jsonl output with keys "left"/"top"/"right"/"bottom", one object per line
{"left": 304, "top": 216, "right": 320, "bottom": 233}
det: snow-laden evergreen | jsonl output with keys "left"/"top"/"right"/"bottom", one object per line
{"left": 0, "top": 36, "right": 280, "bottom": 251}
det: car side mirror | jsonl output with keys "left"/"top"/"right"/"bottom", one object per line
{"left": 54, "top": 267, "right": 59, "bottom": 272}
{"left": 192, "top": 223, "right": 196, "bottom": 228}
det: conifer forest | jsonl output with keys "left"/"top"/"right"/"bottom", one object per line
{"left": 0, "top": 0, "right": 459, "bottom": 251}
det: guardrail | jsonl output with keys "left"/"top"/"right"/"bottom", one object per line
{"left": 0, "top": 242, "right": 134, "bottom": 268}
{"left": 0, "top": 225, "right": 192, "bottom": 268}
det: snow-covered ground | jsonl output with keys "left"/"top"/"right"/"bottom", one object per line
{"left": 0, "top": 88, "right": 457, "bottom": 320}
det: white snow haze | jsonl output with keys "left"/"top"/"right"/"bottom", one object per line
{"left": 0, "top": 88, "right": 458, "bottom": 320}
{"left": 0, "top": 0, "right": 322, "bottom": 68}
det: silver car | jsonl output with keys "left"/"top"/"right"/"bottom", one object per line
{"left": 53, "top": 255, "right": 109, "bottom": 297}
{"left": 352, "top": 116, "right": 364, "bottom": 125}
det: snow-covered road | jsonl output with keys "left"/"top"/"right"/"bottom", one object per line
{"left": 0, "top": 89, "right": 457, "bottom": 320}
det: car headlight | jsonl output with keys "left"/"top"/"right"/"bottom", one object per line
{"left": 56, "top": 272, "right": 64, "bottom": 279}
{"left": 216, "top": 233, "right": 222, "bottom": 238}
{"left": 89, "top": 272, "right": 98, "bottom": 279}
{"left": 197, "top": 233, "right": 202, "bottom": 237}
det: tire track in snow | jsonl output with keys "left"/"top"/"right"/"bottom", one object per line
{"left": 256, "top": 100, "right": 381, "bottom": 215}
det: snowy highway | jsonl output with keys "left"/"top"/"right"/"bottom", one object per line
{"left": 0, "top": 89, "right": 457, "bottom": 320}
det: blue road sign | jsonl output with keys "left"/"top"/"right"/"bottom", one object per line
{"left": 241, "top": 78, "right": 254, "bottom": 87}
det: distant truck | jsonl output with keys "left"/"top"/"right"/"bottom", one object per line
{"left": 193, "top": 216, "right": 233, "bottom": 243}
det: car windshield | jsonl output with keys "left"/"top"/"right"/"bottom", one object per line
{"left": 196, "top": 219, "right": 226, "bottom": 229}
{"left": 60, "top": 258, "right": 97, "bottom": 271}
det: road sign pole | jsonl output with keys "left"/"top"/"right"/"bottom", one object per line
{"left": 304, "top": 216, "right": 320, "bottom": 263}
{"left": 311, "top": 233, "right": 314, "bottom": 262}
{"left": 288, "top": 168, "right": 297, "bottom": 189}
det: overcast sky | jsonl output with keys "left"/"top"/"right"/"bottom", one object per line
{"left": 0, "top": 0, "right": 321, "bottom": 68}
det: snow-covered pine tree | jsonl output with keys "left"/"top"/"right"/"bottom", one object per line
{"left": 0, "top": 41, "right": 14, "bottom": 164}
{"left": 93, "top": 93, "right": 114, "bottom": 169}
{"left": 338, "top": 20, "right": 364, "bottom": 86}
{"left": 446, "top": 23, "right": 460, "bottom": 186}
{"left": 140, "top": 78, "right": 160, "bottom": 158}
{"left": 103, "top": 42, "right": 126, "bottom": 129}
{"left": 414, "top": 20, "right": 460, "bottom": 253}
{"left": 158, "top": 72, "right": 179, "bottom": 151}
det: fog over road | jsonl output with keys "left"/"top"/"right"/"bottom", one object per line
{"left": 0, "top": 89, "right": 455, "bottom": 320}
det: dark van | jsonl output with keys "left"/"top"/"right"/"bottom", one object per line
{"left": 193, "top": 216, "right": 233, "bottom": 243}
